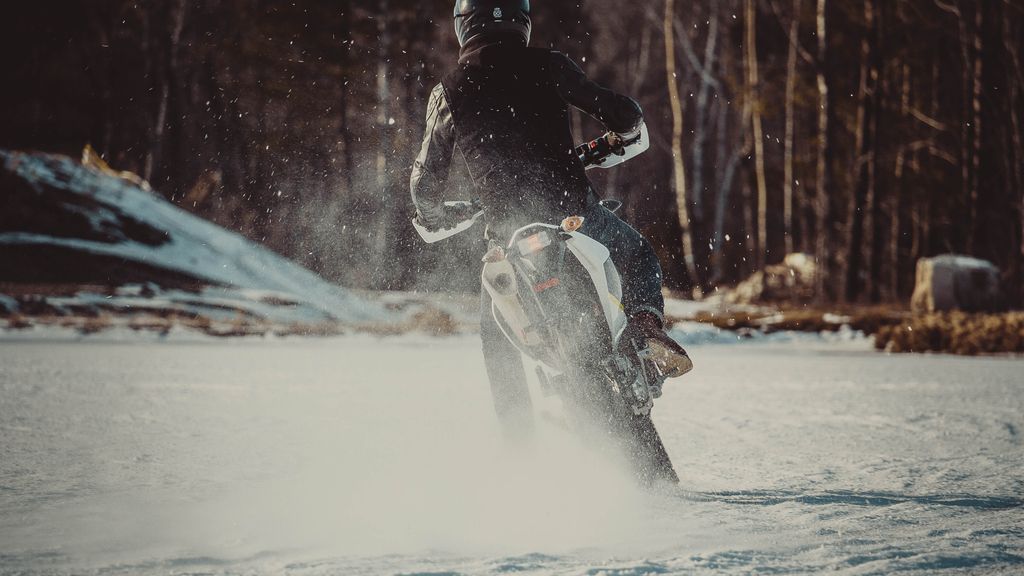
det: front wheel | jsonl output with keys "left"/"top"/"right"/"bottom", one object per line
{"left": 556, "top": 310, "right": 678, "bottom": 486}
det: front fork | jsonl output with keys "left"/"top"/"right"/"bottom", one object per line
{"left": 601, "top": 339, "right": 670, "bottom": 416}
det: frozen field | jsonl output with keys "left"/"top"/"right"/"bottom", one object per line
{"left": 0, "top": 336, "right": 1022, "bottom": 575}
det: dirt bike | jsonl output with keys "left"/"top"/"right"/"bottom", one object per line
{"left": 414, "top": 124, "right": 679, "bottom": 485}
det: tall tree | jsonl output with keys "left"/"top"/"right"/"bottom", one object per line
{"left": 843, "top": 0, "right": 879, "bottom": 302}
{"left": 967, "top": 0, "right": 984, "bottom": 255}
{"left": 746, "top": 0, "right": 769, "bottom": 270}
{"left": 1005, "top": 5, "right": 1024, "bottom": 304}
{"left": 664, "top": 0, "right": 700, "bottom": 295}
{"left": 674, "top": 5, "right": 720, "bottom": 227}
{"left": 814, "top": 0, "right": 833, "bottom": 302}
{"left": 783, "top": 0, "right": 802, "bottom": 256}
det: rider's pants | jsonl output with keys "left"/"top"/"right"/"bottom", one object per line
{"left": 480, "top": 203, "right": 665, "bottom": 437}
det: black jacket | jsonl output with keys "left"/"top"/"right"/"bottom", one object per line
{"left": 410, "top": 36, "right": 643, "bottom": 236}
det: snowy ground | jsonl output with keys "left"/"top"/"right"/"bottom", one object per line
{"left": 1, "top": 336, "right": 1022, "bottom": 575}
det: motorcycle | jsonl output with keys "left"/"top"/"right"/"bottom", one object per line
{"left": 413, "top": 124, "right": 679, "bottom": 485}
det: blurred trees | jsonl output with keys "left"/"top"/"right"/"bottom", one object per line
{"left": 2, "top": 1, "right": 1022, "bottom": 304}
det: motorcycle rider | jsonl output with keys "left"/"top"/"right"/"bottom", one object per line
{"left": 411, "top": 0, "right": 692, "bottom": 439}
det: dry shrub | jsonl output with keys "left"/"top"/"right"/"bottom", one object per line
{"left": 203, "top": 316, "right": 268, "bottom": 338}
{"left": 184, "top": 314, "right": 212, "bottom": 331}
{"left": 6, "top": 314, "right": 32, "bottom": 329}
{"left": 408, "top": 308, "right": 459, "bottom": 336}
{"left": 875, "top": 312, "right": 1024, "bottom": 355}
{"left": 722, "top": 253, "right": 818, "bottom": 305}
{"left": 128, "top": 316, "right": 171, "bottom": 332}
{"left": 356, "top": 307, "right": 460, "bottom": 337}
{"left": 79, "top": 314, "right": 113, "bottom": 335}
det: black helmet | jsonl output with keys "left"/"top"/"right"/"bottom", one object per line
{"left": 453, "top": 0, "right": 531, "bottom": 48}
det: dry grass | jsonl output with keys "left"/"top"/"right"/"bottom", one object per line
{"left": 5, "top": 314, "right": 32, "bottom": 329}
{"left": 680, "top": 305, "right": 1024, "bottom": 356}
{"left": 357, "top": 308, "right": 460, "bottom": 337}
{"left": 875, "top": 312, "right": 1024, "bottom": 355}
{"left": 78, "top": 314, "right": 113, "bottom": 335}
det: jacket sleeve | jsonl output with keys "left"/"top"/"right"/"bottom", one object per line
{"left": 550, "top": 51, "right": 644, "bottom": 136}
{"left": 410, "top": 83, "right": 456, "bottom": 229}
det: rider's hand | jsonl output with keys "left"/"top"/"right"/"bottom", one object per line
{"left": 605, "top": 132, "right": 628, "bottom": 156}
{"left": 444, "top": 201, "right": 480, "bottom": 224}
{"left": 415, "top": 202, "right": 479, "bottom": 232}
{"left": 608, "top": 125, "right": 642, "bottom": 156}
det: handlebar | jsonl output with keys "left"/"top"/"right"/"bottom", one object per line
{"left": 576, "top": 133, "right": 626, "bottom": 168}
{"left": 576, "top": 123, "right": 650, "bottom": 170}
{"left": 413, "top": 123, "right": 649, "bottom": 244}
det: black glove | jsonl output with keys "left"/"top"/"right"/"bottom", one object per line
{"left": 608, "top": 124, "right": 644, "bottom": 156}
{"left": 415, "top": 201, "right": 480, "bottom": 233}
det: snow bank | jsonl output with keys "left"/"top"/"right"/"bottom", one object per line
{"left": 669, "top": 319, "right": 872, "bottom": 349}
{"left": 0, "top": 151, "right": 392, "bottom": 324}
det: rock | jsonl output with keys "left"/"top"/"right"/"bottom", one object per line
{"left": 910, "top": 255, "right": 1004, "bottom": 313}
{"left": 723, "top": 253, "right": 818, "bottom": 305}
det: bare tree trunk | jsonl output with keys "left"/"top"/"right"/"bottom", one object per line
{"left": 891, "top": 148, "right": 905, "bottom": 301}
{"left": 142, "top": 5, "right": 155, "bottom": 182}
{"left": 936, "top": 0, "right": 979, "bottom": 254}
{"left": 862, "top": 0, "right": 881, "bottom": 302}
{"left": 742, "top": 176, "right": 755, "bottom": 276}
{"left": 712, "top": 102, "right": 751, "bottom": 284}
{"left": 843, "top": 0, "right": 872, "bottom": 302}
{"left": 85, "top": 6, "right": 115, "bottom": 160}
{"left": 612, "top": 21, "right": 653, "bottom": 214}
{"left": 783, "top": 0, "right": 802, "bottom": 256}
{"left": 746, "top": 0, "right": 769, "bottom": 270}
{"left": 629, "top": 22, "right": 654, "bottom": 95}
{"left": 664, "top": 0, "right": 701, "bottom": 296}
{"left": 1006, "top": 12, "right": 1024, "bottom": 305}
{"left": 888, "top": 63, "right": 911, "bottom": 301}
{"left": 868, "top": 56, "right": 884, "bottom": 303}
{"left": 967, "top": 0, "right": 983, "bottom": 254}
{"left": 954, "top": 2, "right": 972, "bottom": 254}
{"left": 814, "top": 0, "right": 832, "bottom": 302}
{"left": 143, "top": 0, "right": 186, "bottom": 190}
{"left": 339, "top": 1, "right": 354, "bottom": 194}
{"left": 373, "top": 0, "right": 393, "bottom": 289}
{"left": 689, "top": 7, "right": 720, "bottom": 225}
{"left": 376, "top": 0, "right": 390, "bottom": 192}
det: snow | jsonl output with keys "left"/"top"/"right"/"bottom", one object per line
{"left": 0, "top": 152, "right": 392, "bottom": 324}
{"left": 663, "top": 296, "right": 717, "bottom": 320}
{"left": 0, "top": 294, "right": 16, "bottom": 314}
{"left": 932, "top": 254, "right": 999, "bottom": 271}
{"left": 668, "top": 320, "right": 871, "bottom": 348}
{"left": 1, "top": 337, "right": 1021, "bottom": 575}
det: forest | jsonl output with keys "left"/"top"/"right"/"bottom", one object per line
{"left": 2, "top": 1, "right": 1022, "bottom": 305}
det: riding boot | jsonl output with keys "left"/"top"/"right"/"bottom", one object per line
{"left": 622, "top": 312, "right": 694, "bottom": 378}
